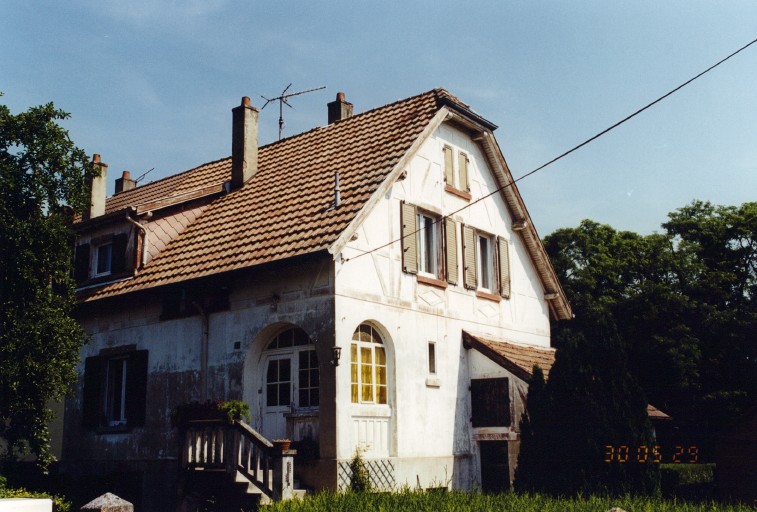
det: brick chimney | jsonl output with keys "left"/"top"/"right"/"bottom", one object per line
{"left": 115, "top": 170, "right": 137, "bottom": 194}
{"left": 84, "top": 154, "right": 108, "bottom": 220}
{"left": 231, "top": 96, "right": 259, "bottom": 190}
{"left": 328, "top": 92, "right": 353, "bottom": 124}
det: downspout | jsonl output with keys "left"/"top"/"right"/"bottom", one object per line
{"left": 192, "top": 301, "right": 209, "bottom": 402}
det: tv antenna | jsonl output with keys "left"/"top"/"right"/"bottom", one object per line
{"left": 261, "top": 83, "right": 326, "bottom": 140}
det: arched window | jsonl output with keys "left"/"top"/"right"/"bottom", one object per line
{"left": 351, "top": 324, "right": 387, "bottom": 404}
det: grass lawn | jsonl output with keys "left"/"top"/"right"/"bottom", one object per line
{"left": 261, "top": 490, "right": 754, "bottom": 512}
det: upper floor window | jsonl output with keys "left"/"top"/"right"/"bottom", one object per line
{"left": 95, "top": 242, "right": 113, "bottom": 276}
{"left": 417, "top": 212, "right": 440, "bottom": 277}
{"left": 463, "top": 225, "right": 511, "bottom": 299}
{"left": 476, "top": 233, "right": 495, "bottom": 292}
{"left": 401, "top": 202, "right": 459, "bottom": 286}
{"left": 74, "top": 233, "right": 130, "bottom": 284}
{"left": 351, "top": 323, "right": 387, "bottom": 405}
{"left": 443, "top": 145, "right": 471, "bottom": 199}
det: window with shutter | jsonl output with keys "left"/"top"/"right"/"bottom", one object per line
{"left": 82, "top": 348, "right": 148, "bottom": 431}
{"left": 471, "top": 378, "right": 511, "bottom": 427}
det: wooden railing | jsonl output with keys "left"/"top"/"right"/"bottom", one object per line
{"left": 182, "top": 419, "right": 296, "bottom": 501}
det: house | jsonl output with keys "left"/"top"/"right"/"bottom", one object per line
{"left": 62, "top": 89, "right": 572, "bottom": 510}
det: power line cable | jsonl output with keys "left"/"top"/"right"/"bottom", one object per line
{"left": 344, "top": 35, "right": 757, "bottom": 263}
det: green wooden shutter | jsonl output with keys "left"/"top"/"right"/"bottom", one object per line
{"left": 401, "top": 201, "right": 418, "bottom": 274}
{"left": 458, "top": 152, "right": 470, "bottom": 191}
{"left": 126, "top": 350, "right": 149, "bottom": 428}
{"left": 498, "top": 236, "right": 511, "bottom": 298}
{"left": 445, "top": 218, "right": 458, "bottom": 285}
{"left": 463, "top": 224, "right": 477, "bottom": 289}
{"left": 74, "top": 244, "right": 90, "bottom": 282}
{"left": 443, "top": 146, "right": 454, "bottom": 185}
{"left": 82, "top": 356, "right": 103, "bottom": 430}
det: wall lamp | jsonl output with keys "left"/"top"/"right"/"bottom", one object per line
{"left": 330, "top": 346, "right": 342, "bottom": 367}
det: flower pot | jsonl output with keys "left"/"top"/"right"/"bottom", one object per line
{"left": 273, "top": 439, "right": 291, "bottom": 452}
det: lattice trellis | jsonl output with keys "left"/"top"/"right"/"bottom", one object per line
{"left": 337, "top": 459, "right": 395, "bottom": 491}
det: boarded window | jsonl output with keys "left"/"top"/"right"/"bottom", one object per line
{"left": 471, "top": 378, "right": 510, "bottom": 427}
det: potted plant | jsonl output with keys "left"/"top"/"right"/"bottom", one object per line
{"left": 272, "top": 439, "right": 292, "bottom": 452}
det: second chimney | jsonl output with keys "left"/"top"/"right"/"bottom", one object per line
{"left": 84, "top": 154, "right": 108, "bottom": 220}
{"left": 115, "top": 170, "right": 137, "bottom": 194}
{"left": 328, "top": 92, "right": 353, "bottom": 124}
{"left": 231, "top": 96, "right": 259, "bottom": 190}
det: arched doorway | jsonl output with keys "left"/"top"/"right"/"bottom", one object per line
{"left": 258, "top": 326, "right": 320, "bottom": 441}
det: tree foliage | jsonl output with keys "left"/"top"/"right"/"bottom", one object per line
{"left": 0, "top": 95, "right": 95, "bottom": 468}
{"left": 515, "top": 312, "right": 658, "bottom": 495}
{"left": 541, "top": 202, "right": 756, "bottom": 453}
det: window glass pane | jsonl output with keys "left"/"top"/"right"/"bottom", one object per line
{"left": 96, "top": 244, "right": 112, "bottom": 275}
{"left": 361, "top": 384, "right": 372, "bottom": 402}
{"left": 351, "top": 383, "right": 359, "bottom": 403}
{"left": 377, "top": 385, "right": 387, "bottom": 404}
{"left": 376, "top": 364, "right": 386, "bottom": 385}
{"left": 311, "top": 388, "right": 319, "bottom": 407}
{"left": 375, "top": 347, "right": 386, "bottom": 366}
{"left": 267, "top": 384, "right": 278, "bottom": 406}
{"left": 279, "top": 383, "right": 291, "bottom": 406}
{"left": 428, "top": 343, "right": 436, "bottom": 374}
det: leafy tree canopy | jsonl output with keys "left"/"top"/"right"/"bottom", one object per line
{"left": 542, "top": 201, "right": 756, "bottom": 452}
{"left": 0, "top": 94, "right": 95, "bottom": 468}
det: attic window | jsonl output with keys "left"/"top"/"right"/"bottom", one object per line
{"left": 95, "top": 242, "right": 113, "bottom": 276}
{"left": 74, "top": 233, "right": 130, "bottom": 284}
{"left": 443, "top": 145, "right": 471, "bottom": 200}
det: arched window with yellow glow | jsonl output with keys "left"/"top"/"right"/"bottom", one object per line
{"left": 350, "top": 324, "right": 387, "bottom": 404}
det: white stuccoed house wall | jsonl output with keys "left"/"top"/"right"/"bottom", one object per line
{"left": 334, "top": 123, "right": 552, "bottom": 488}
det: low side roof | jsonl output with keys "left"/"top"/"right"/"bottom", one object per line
{"left": 463, "top": 331, "right": 557, "bottom": 381}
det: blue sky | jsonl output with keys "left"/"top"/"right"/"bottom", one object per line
{"left": 3, "top": 1, "right": 756, "bottom": 237}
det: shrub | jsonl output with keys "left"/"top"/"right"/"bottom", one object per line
{"left": 0, "top": 475, "right": 71, "bottom": 512}
{"left": 348, "top": 449, "right": 371, "bottom": 492}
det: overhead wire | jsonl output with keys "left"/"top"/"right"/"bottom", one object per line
{"left": 343, "top": 35, "right": 757, "bottom": 263}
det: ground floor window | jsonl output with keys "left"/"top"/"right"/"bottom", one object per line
{"left": 351, "top": 323, "right": 387, "bottom": 404}
{"left": 83, "top": 347, "right": 148, "bottom": 430}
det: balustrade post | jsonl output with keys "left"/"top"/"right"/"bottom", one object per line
{"left": 272, "top": 451, "right": 296, "bottom": 500}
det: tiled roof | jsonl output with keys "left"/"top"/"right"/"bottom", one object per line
{"left": 79, "top": 89, "right": 444, "bottom": 301}
{"left": 462, "top": 331, "right": 557, "bottom": 381}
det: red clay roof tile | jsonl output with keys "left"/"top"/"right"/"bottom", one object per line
{"left": 79, "top": 89, "right": 447, "bottom": 302}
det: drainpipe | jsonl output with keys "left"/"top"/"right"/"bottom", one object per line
{"left": 192, "top": 301, "right": 210, "bottom": 402}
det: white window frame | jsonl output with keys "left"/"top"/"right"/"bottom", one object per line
{"left": 476, "top": 232, "right": 496, "bottom": 292}
{"left": 428, "top": 342, "right": 437, "bottom": 375}
{"left": 417, "top": 211, "right": 442, "bottom": 279}
{"left": 104, "top": 356, "right": 128, "bottom": 427}
{"left": 351, "top": 324, "right": 387, "bottom": 405}
{"left": 95, "top": 242, "right": 113, "bottom": 276}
